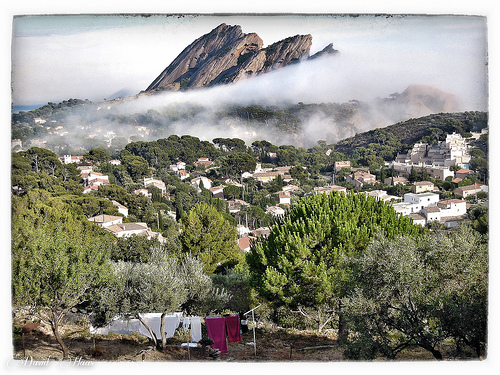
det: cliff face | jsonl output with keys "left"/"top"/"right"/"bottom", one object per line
{"left": 145, "top": 23, "right": 337, "bottom": 92}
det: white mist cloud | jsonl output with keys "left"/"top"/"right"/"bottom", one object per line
{"left": 11, "top": 14, "right": 488, "bottom": 111}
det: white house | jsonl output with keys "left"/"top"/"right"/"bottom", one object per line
{"left": 88, "top": 214, "right": 123, "bottom": 228}
{"left": 144, "top": 177, "right": 167, "bottom": 194}
{"left": 313, "top": 185, "right": 347, "bottom": 195}
{"left": 190, "top": 176, "right": 212, "bottom": 191}
{"left": 422, "top": 205, "right": 442, "bottom": 223}
{"left": 278, "top": 191, "right": 291, "bottom": 205}
{"left": 134, "top": 189, "right": 151, "bottom": 199}
{"left": 437, "top": 199, "right": 467, "bottom": 217}
{"left": 392, "top": 192, "right": 440, "bottom": 216}
{"left": 59, "top": 155, "right": 83, "bottom": 164}
{"left": 210, "top": 185, "right": 225, "bottom": 199}
{"left": 111, "top": 200, "right": 129, "bottom": 217}
{"left": 408, "top": 213, "right": 427, "bottom": 226}
{"left": 266, "top": 205, "right": 286, "bottom": 217}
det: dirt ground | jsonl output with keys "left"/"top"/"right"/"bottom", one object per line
{"left": 11, "top": 312, "right": 439, "bottom": 363}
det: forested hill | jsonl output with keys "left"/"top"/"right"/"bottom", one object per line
{"left": 332, "top": 111, "right": 488, "bottom": 156}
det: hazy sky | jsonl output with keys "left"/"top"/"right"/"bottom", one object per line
{"left": 11, "top": 14, "right": 488, "bottom": 110}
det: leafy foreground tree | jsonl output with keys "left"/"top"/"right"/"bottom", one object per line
{"left": 180, "top": 203, "right": 245, "bottom": 274}
{"left": 247, "top": 191, "right": 422, "bottom": 335}
{"left": 12, "top": 192, "right": 114, "bottom": 359}
{"left": 342, "top": 225, "right": 488, "bottom": 360}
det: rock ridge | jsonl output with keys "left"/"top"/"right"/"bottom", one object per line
{"left": 145, "top": 23, "right": 337, "bottom": 92}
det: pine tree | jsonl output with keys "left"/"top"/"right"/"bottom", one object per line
{"left": 247, "top": 191, "right": 423, "bottom": 334}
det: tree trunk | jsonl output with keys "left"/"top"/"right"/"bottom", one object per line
{"left": 136, "top": 313, "right": 158, "bottom": 349}
{"left": 49, "top": 311, "right": 70, "bottom": 359}
{"left": 421, "top": 342, "right": 443, "bottom": 360}
{"left": 429, "top": 347, "right": 443, "bottom": 360}
{"left": 337, "top": 300, "right": 349, "bottom": 343}
{"left": 160, "top": 312, "right": 167, "bottom": 350}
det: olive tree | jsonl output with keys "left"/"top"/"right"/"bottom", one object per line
{"left": 342, "top": 225, "right": 488, "bottom": 360}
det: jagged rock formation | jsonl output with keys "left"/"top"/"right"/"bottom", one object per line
{"left": 145, "top": 23, "right": 337, "bottom": 92}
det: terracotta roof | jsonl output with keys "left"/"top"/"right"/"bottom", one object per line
{"left": 414, "top": 181, "right": 434, "bottom": 186}
{"left": 89, "top": 214, "right": 122, "bottom": 223}
{"left": 424, "top": 206, "right": 441, "bottom": 213}
{"left": 238, "top": 236, "right": 252, "bottom": 251}
{"left": 408, "top": 213, "right": 426, "bottom": 221}
{"left": 438, "top": 199, "right": 465, "bottom": 205}
{"left": 457, "top": 183, "right": 483, "bottom": 191}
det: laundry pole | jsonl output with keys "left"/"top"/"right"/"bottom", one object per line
{"left": 244, "top": 304, "right": 261, "bottom": 356}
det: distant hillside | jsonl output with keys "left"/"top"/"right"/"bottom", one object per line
{"left": 332, "top": 111, "right": 488, "bottom": 155}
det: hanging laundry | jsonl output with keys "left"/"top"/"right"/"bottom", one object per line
{"left": 164, "top": 315, "right": 181, "bottom": 338}
{"left": 205, "top": 317, "right": 228, "bottom": 354}
{"left": 183, "top": 317, "right": 190, "bottom": 329}
{"left": 225, "top": 315, "right": 241, "bottom": 342}
{"left": 190, "top": 316, "right": 202, "bottom": 342}
{"left": 239, "top": 312, "right": 249, "bottom": 334}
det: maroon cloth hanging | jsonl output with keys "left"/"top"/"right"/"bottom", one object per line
{"left": 225, "top": 315, "right": 241, "bottom": 342}
{"left": 205, "top": 317, "right": 228, "bottom": 353}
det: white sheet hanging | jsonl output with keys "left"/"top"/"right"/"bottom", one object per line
{"left": 190, "top": 316, "right": 202, "bottom": 342}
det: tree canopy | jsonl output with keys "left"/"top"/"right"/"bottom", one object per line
{"left": 180, "top": 203, "right": 245, "bottom": 274}
{"left": 247, "top": 191, "right": 423, "bottom": 332}
{"left": 342, "top": 225, "right": 488, "bottom": 360}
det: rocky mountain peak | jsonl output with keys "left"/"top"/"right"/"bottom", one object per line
{"left": 145, "top": 24, "right": 335, "bottom": 93}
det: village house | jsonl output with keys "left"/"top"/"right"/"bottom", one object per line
{"left": 266, "top": 205, "right": 286, "bottom": 217}
{"left": 143, "top": 177, "right": 167, "bottom": 194}
{"left": 134, "top": 189, "right": 152, "bottom": 199}
{"left": 88, "top": 214, "right": 123, "bottom": 228}
{"left": 422, "top": 205, "right": 442, "bottom": 223}
{"left": 392, "top": 192, "right": 440, "bottom": 216}
{"left": 455, "top": 169, "right": 472, "bottom": 179}
{"left": 77, "top": 163, "right": 94, "bottom": 174}
{"left": 437, "top": 199, "right": 467, "bottom": 217}
{"left": 282, "top": 185, "right": 300, "bottom": 193}
{"left": 278, "top": 191, "right": 291, "bottom": 206}
{"left": 345, "top": 171, "right": 376, "bottom": 189}
{"left": 454, "top": 183, "right": 486, "bottom": 198}
{"left": 408, "top": 213, "right": 427, "bottom": 226}
{"left": 390, "top": 163, "right": 454, "bottom": 181}
{"left": 411, "top": 181, "right": 436, "bottom": 194}
{"left": 111, "top": 200, "right": 129, "bottom": 217}
{"left": 237, "top": 236, "right": 253, "bottom": 252}
{"left": 194, "top": 158, "right": 214, "bottom": 168}
{"left": 334, "top": 161, "right": 351, "bottom": 172}
{"left": 252, "top": 227, "right": 271, "bottom": 238}
{"left": 365, "top": 189, "right": 401, "bottom": 203}
{"left": 177, "top": 169, "right": 190, "bottom": 180}
{"left": 209, "top": 185, "right": 225, "bottom": 199}
{"left": 105, "top": 222, "right": 164, "bottom": 243}
{"left": 394, "top": 132, "right": 470, "bottom": 169}
{"left": 227, "top": 199, "right": 249, "bottom": 213}
{"left": 384, "top": 176, "right": 409, "bottom": 186}
{"left": 237, "top": 224, "right": 251, "bottom": 237}
{"left": 313, "top": 185, "right": 347, "bottom": 195}
{"left": 59, "top": 155, "right": 83, "bottom": 164}
{"left": 109, "top": 159, "right": 121, "bottom": 166}
{"left": 190, "top": 176, "right": 212, "bottom": 192}
{"left": 253, "top": 171, "right": 292, "bottom": 183}
{"left": 33, "top": 117, "right": 46, "bottom": 124}
{"left": 169, "top": 161, "right": 186, "bottom": 172}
